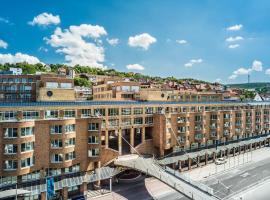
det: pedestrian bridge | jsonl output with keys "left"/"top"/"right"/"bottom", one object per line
{"left": 114, "top": 155, "right": 219, "bottom": 200}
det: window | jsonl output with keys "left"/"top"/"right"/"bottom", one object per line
{"left": 145, "top": 117, "right": 153, "bottom": 124}
{"left": 45, "top": 110, "right": 59, "bottom": 119}
{"left": 108, "top": 119, "right": 118, "bottom": 127}
{"left": 4, "top": 144, "right": 17, "bottom": 154}
{"left": 145, "top": 107, "right": 154, "bottom": 114}
{"left": 195, "top": 115, "right": 202, "bottom": 122}
{"left": 0, "top": 111, "right": 17, "bottom": 121}
{"left": 88, "top": 123, "right": 99, "bottom": 131}
{"left": 60, "top": 82, "right": 72, "bottom": 89}
{"left": 3, "top": 128, "right": 18, "bottom": 138}
{"left": 22, "top": 111, "right": 39, "bottom": 120}
{"left": 4, "top": 160, "right": 17, "bottom": 170}
{"left": 0, "top": 176, "right": 17, "bottom": 186}
{"left": 50, "top": 125, "right": 62, "bottom": 134}
{"left": 134, "top": 108, "right": 143, "bottom": 115}
{"left": 94, "top": 108, "right": 105, "bottom": 116}
{"left": 64, "top": 164, "right": 80, "bottom": 174}
{"left": 21, "top": 142, "right": 34, "bottom": 152}
{"left": 21, "top": 156, "right": 34, "bottom": 168}
{"left": 134, "top": 117, "right": 143, "bottom": 125}
{"left": 65, "top": 151, "right": 76, "bottom": 161}
{"left": 210, "top": 114, "right": 217, "bottom": 120}
{"left": 65, "top": 124, "right": 75, "bottom": 133}
{"left": 88, "top": 149, "right": 99, "bottom": 157}
{"left": 81, "top": 109, "right": 91, "bottom": 117}
{"left": 21, "top": 171, "right": 40, "bottom": 182}
{"left": 121, "top": 118, "right": 131, "bottom": 126}
{"left": 88, "top": 135, "right": 99, "bottom": 144}
{"left": 51, "top": 154, "right": 63, "bottom": 163}
{"left": 21, "top": 127, "right": 34, "bottom": 137}
{"left": 64, "top": 110, "right": 75, "bottom": 118}
{"left": 65, "top": 138, "right": 75, "bottom": 146}
{"left": 46, "top": 82, "right": 58, "bottom": 88}
{"left": 108, "top": 108, "right": 119, "bottom": 116}
{"left": 121, "top": 108, "right": 131, "bottom": 115}
{"left": 51, "top": 139, "right": 63, "bottom": 148}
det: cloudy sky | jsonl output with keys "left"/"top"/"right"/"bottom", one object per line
{"left": 0, "top": 0, "right": 270, "bottom": 83}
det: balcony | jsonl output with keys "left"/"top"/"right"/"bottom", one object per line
{"left": 223, "top": 131, "right": 230, "bottom": 136}
{"left": 210, "top": 132, "right": 217, "bottom": 137}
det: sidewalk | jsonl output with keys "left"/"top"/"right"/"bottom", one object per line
{"left": 183, "top": 147, "right": 270, "bottom": 181}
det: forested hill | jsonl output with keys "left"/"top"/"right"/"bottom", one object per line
{"left": 0, "top": 63, "right": 211, "bottom": 84}
{"left": 227, "top": 82, "right": 270, "bottom": 90}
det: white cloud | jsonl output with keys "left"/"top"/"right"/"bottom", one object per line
{"left": 184, "top": 58, "right": 203, "bottom": 68}
{"left": 227, "top": 24, "right": 243, "bottom": 31}
{"left": 0, "top": 39, "right": 8, "bottom": 49}
{"left": 251, "top": 60, "right": 263, "bottom": 71}
{"left": 128, "top": 33, "right": 156, "bottom": 50}
{"left": 215, "top": 78, "right": 222, "bottom": 83}
{"left": 265, "top": 69, "right": 270, "bottom": 75}
{"left": 29, "top": 12, "right": 60, "bottom": 26}
{"left": 46, "top": 24, "right": 107, "bottom": 68}
{"left": 126, "top": 64, "right": 145, "bottom": 70}
{"left": 228, "top": 74, "right": 238, "bottom": 80}
{"left": 228, "top": 60, "right": 264, "bottom": 80}
{"left": 38, "top": 46, "right": 48, "bottom": 52}
{"left": 226, "top": 36, "right": 243, "bottom": 42}
{"left": 0, "top": 53, "right": 43, "bottom": 64}
{"left": 106, "top": 38, "right": 119, "bottom": 46}
{"left": 0, "top": 17, "right": 10, "bottom": 24}
{"left": 228, "top": 44, "right": 240, "bottom": 49}
{"left": 176, "top": 40, "right": 187, "bottom": 44}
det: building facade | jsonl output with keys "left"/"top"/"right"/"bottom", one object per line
{"left": 1, "top": 100, "right": 270, "bottom": 199}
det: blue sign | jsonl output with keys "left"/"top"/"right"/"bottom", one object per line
{"left": 46, "top": 177, "right": 55, "bottom": 199}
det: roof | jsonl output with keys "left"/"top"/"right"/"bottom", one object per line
{"left": 0, "top": 100, "right": 269, "bottom": 108}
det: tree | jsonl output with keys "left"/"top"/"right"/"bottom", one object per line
{"left": 74, "top": 77, "right": 91, "bottom": 87}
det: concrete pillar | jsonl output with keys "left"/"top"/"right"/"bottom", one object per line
{"left": 244, "top": 145, "right": 246, "bottom": 153}
{"left": 142, "top": 127, "right": 145, "bottom": 143}
{"left": 172, "top": 162, "right": 176, "bottom": 170}
{"left": 233, "top": 148, "right": 235, "bottom": 156}
{"left": 118, "top": 129, "right": 122, "bottom": 155}
{"left": 179, "top": 160, "right": 182, "bottom": 172}
{"left": 80, "top": 182, "right": 87, "bottom": 197}
{"left": 95, "top": 161, "right": 102, "bottom": 188}
{"left": 197, "top": 156, "right": 200, "bottom": 167}
{"left": 188, "top": 158, "right": 192, "bottom": 170}
{"left": 63, "top": 187, "right": 68, "bottom": 200}
{"left": 205, "top": 154, "right": 208, "bottom": 165}
{"left": 105, "top": 130, "right": 109, "bottom": 148}
{"left": 40, "top": 192, "right": 46, "bottom": 200}
{"left": 259, "top": 141, "right": 262, "bottom": 148}
{"left": 213, "top": 152, "right": 216, "bottom": 162}
{"left": 130, "top": 128, "right": 134, "bottom": 153}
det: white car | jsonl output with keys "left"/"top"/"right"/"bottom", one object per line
{"left": 215, "top": 158, "right": 227, "bottom": 165}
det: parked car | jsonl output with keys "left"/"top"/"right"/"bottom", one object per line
{"left": 215, "top": 157, "right": 227, "bottom": 165}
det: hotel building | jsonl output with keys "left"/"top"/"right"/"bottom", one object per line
{"left": 1, "top": 74, "right": 270, "bottom": 199}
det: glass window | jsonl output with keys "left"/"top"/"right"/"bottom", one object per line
{"left": 133, "top": 107, "right": 143, "bottom": 115}
{"left": 121, "top": 108, "right": 131, "bottom": 115}
{"left": 108, "top": 108, "right": 119, "bottom": 116}
{"left": 88, "top": 149, "right": 99, "bottom": 157}
{"left": 94, "top": 108, "right": 105, "bottom": 116}
{"left": 21, "top": 156, "right": 35, "bottom": 168}
{"left": 64, "top": 110, "right": 75, "bottom": 118}
{"left": 51, "top": 139, "right": 63, "bottom": 148}
{"left": 45, "top": 110, "right": 59, "bottom": 119}
{"left": 4, "top": 160, "right": 17, "bottom": 170}
{"left": 134, "top": 117, "right": 143, "bottom": 125}
{"left": 23, "top": 111, "right": 39, "bottom": 120}
{"left": 46, "top": 82, "right": 58, "bottom": 88}
{"left": 65, "top": 138, "right": 75, "bottom": 147}
{"left": 51, "top": 154, "right": 63, "bottom": 163}
{"left": 0, "top": 111, "right": 17, "bottom": 121}
{"left": 88, "top": 123, "right": 99, "bottom": 131}
{"left": 88, "top": 135, "right": 99, "bottom": 144}
{"left": 21, "top": 127, "right": 34, "bottom": 137}
{"left": 21, "top": 142, "right": 34, "bottom": 152}
{"left": 60, "top": 82, "right": 72, "bottom": 89}
{"left": 50, "top": 125, "right": 62, "bottom": 134}
{"left": 65, "top": 124, "right": 75, "bottom": 133}
{"left": 81, "top": 109, "right": 91, "bottom": 117}
{"left": 65, "top": 151, "right": 76, "bottom": 161}
{"left": 3, "top": 128, "right": 18, "bottom": 138}
{"left": 4, "top": 144, "right": 17, "bottom": 154}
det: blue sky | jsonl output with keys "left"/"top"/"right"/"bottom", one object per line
{"left": 0, "top": 0, "right": 270, "bottom": 83}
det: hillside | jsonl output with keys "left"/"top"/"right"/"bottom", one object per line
{"left": 228, "top": 82, "right": 270, "bottom": 90}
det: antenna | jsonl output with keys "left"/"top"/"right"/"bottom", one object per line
{"left": 248, "top": 74, "right": 250, "bottom": 84}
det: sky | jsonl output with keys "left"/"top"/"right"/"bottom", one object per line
{"left": 0, "top": 0, "right": 270, "bottom": 84}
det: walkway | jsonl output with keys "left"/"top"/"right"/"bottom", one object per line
{"left": 114, "top": 155, "right": 219, "bottom": 200}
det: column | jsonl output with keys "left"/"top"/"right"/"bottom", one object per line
{"left": 130, "top": 128, "right": 134, "bottom": 153}
{"left": 142, "top": 127, "right": 145, "bottom": 143}
{"left": 62, "top": 187, "right": 68, "bottom": 200}
{"left": 233, "top": 148, "right": 235, "bottom": 156}
{"left": 118, "top": 129, "right": 122, "bottom": 155}
{"left": 205, "top": 154, "right": 208, "bottom": 165}
{"left": 80, "top": 182, "right": 87, "bottom": 197}
{"left": 188, "top": 158, "right": 192, "bottom": 170}
{"left": 40, "top": 192, "right": 46, "bottom": 200}
{"left": 179, "top": 160, "right": 182, "bottom": 172}
{"left": 213, "top": 152, "right": 216, "bottom": 162}
{"left": 197, "top": 156, "right": 200, "bottom": 167}
{"left": 105, "top": 130, "right": 109, "bottom": 148}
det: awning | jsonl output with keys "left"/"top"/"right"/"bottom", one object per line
{"left": 0, "top": 189, "right": 30, "bottom": 198}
